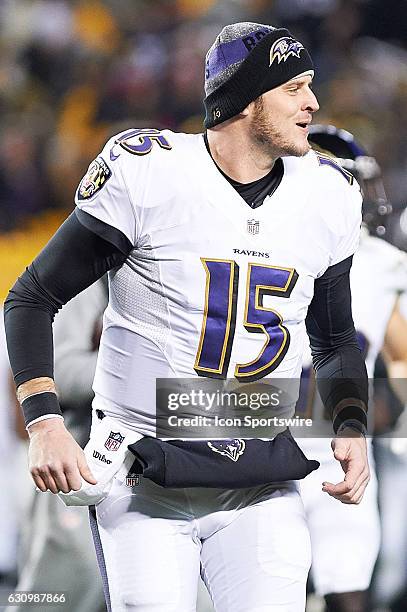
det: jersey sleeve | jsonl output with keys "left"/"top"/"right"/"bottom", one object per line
{"left": 75, "top": 135, "right": 138, "bottom": 246}
{"left": 330, "top": 180, "right": 363, "bottom": 267}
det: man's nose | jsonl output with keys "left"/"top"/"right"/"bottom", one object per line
{"left": 303, "top": 89, "right": 319, "bottom": 112}
{"left": 309, "top": 91, "right": 320, "bottom": 112}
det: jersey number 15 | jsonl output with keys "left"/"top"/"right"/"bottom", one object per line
{"left": 194, "top": 258, "right": 298, "bottom": 382}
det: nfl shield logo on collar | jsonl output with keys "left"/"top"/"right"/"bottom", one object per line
{"left": 247, "top": 219, "right": 260, "bottom": 235}
{"left": 104, "top": 431, "right": 125, "bottom": 452}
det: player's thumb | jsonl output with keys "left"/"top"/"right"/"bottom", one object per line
{"left": 78, "top": 453, "right": 98, "bottom": 485}
{"left": 332, "top": 438, "right": 348, "bottom": 462}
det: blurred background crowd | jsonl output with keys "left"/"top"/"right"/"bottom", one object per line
{"left": 1, "top": 2, "right": 407, "bottom": 612}
{"left": 0, "top": 0, "right": 406, "bottom": 253}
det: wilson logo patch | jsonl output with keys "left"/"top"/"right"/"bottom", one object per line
{"left": 77, "top": 157, "right": 112, "bottom": 201}
{"left": 92, "top": 450, "right": 112, "bottom": 464}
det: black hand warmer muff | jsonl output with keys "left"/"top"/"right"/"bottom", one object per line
{"left": 128, "top": 429, "right": 319, "bottom": 488}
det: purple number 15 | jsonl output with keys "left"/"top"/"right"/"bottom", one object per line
{"left": 194, "top": 259, "right": 298, "bottom": 382}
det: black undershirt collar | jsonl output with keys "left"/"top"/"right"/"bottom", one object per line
{"left": 203, "top": 132, "right": 284, "bottom": 209}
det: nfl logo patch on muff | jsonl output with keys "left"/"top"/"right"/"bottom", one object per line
{"left": 77, "top": 157, "right": 112, "bottom": 200}
{"left": 104, "top": 431, "right": 125, "bottom": 452}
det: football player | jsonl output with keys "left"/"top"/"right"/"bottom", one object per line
{"left": 5, "top": 24, "right": 369, "bottom": 611}
{"left": 298, "top": 124, "right": 407, "bottom": 612}
{"left": 372, "top": 296, "right": 407, "bottom": 609}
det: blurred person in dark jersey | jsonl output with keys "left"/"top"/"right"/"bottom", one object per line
{"left": 298, "top": 125, "right": 407, "bottom": 612}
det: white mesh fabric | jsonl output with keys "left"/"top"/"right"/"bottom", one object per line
{"left": 109, "top": 247, "right": 170, "bottom": 351}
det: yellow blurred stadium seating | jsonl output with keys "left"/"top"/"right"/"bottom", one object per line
{"left": 0, "top": 210, "right": 67, "bottom": 303}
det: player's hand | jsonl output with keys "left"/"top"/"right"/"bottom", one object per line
{"left": 323, "top": 428, "right": 370, "bottom": 504}
{"left": 27, "top": 418, "right": 97, "bottom": 494}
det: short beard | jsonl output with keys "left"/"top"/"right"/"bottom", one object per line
{"left": 250, "top": 97, "right": 310, "bottom": 158}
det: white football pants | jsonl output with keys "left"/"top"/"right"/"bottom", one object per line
{"left": 90, "top": 476, "right": 311, "bottom": 611}
{"left": 372, "top": 439, "right": 407, "bottom": 606}
{"left": 300, "top": 439, "right": 380, "bottom": 596}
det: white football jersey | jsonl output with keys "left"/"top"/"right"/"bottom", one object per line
{"left": 299, "top": 228, "right": 407, "bottom": 448}
{"left": 75, "top": 129, "right": 362, "bottom": 436}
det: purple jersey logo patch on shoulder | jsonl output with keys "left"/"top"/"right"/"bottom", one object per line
{"left": 269, "top": 37, "right": 304, "bottom": 65}
{"left": 207, "top": 439, "right": 245, "bottom": 462}
{"left": 77, "top": 157, "right": 112, "bottom": 201}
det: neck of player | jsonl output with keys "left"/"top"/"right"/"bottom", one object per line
{"left": 206, "top": 122, "right": 277, "bottom": 184}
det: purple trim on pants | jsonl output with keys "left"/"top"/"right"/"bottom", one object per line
{"left": 89, "top": 505, "right": 112, "bottom": 612}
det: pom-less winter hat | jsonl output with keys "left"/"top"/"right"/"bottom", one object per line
{"left": 203, "top": 22, "right": 314, "bottom": 128}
